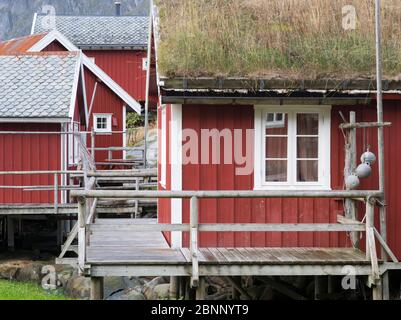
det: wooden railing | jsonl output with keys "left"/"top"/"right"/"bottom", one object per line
{"left": 71, "top": 189, "right": 398, "bottom": 288}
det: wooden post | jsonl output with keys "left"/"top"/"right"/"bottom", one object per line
{"left": 314, "top": 276, "right": 327, "bottom": 300}
{"left": 78, "top": 198, "right": 86, "bottom": 274}
{"left": 7, "top": 216, "right": 14, "bottom": 251}
{"left": 134, "top": 178, "right": 139, "bottom": 218}
{"left": 196, "top": 277, "right": 206, "bottom": 300}
{"left": 190, "top": 196, "right": 199, "bottom": 288}
{"left": 91, "top": 129, "right": 95, "bottom": 159}
{"left": 90, "top": 277, "right": 104, "bottom": 300}
{"left": 170, "top": 276, "right": 179, "bottom": 300}
{"left": 366, "top": 198, "right": 382, "bottom": 300}
{"left": 344, "top": 112, "right": 359, "bottom": 248}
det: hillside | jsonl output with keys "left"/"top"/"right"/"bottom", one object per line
{"left": 0, "top": 0, "right": 149, "bottom": 41}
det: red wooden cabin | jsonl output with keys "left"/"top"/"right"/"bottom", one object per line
{"left": 0, "top": 52, "right": 86, "bottom": 204}
{"left": 0, "top": 30, "right": 143, "bottom": 165}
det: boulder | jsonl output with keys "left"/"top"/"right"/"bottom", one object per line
{"left": 15, "top": 263, "right": 43, "bottom": 284}
{"left": 65, "top": 276, "right": 91, "bottom": 299}
{"left": 107, "top": 288, "right": 145, "bottom": 301}
{"left": 153, "top": 283, "right": 170, "bottom": 300}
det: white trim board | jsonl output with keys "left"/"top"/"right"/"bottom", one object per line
{"left": 0, "top": 118, "right": 71, "bottom": 123}
{"left": 28, "top": 30, "right": 142, "bottom": 115}
{"left": 170, "top": 104, "right": 182, "bottom": 248}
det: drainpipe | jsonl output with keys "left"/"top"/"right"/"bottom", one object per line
{"left": 144, "top": 2, "right": 153, "bottom": 168}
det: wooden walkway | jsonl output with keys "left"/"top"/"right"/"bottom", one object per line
{"left": 85, "top": 219, "right": 386, "bottom": 278}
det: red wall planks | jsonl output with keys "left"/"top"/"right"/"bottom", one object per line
{"left": 175, "top": 102, "right": 401, "bottom": 259}
{"left": 84, "top": 67, "right": 125, "bottom": 165}
{"left": 0, "top": 123, "right": 61, "bottom": 204}
{"left": 84, "top": 50, "right": 147, "bottom": 102}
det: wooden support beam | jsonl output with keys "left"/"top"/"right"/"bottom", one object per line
{"left": 339, "top": 121, "right": 391, "bottom": 130}
{"left": 195, "top": 277, "right": 206, "bottom": 300}
{"left": 314, "top": 276, "right": 328, "bottom": 300}
{"left": 170, "top": 276, "right": 179, "bottom": 300}
{"left": 90, "top": 277, "right": 104, "bottom": 300}
{"left": 7, "top": 216, "right": 14, "bottom": 251}
{"left": 190, "top": 196, "right": 199, "bottom": 288}
{"left": 373, "top": 228, "right": 398, "bottom": 263}
{"left": 258, "top": 277, "right": 307, "bottom": 300}
{"left": 225, "top": 276, "right": 252, "bottom": 300}
{"left": 58, "top": 222, "right": 78, "bottom": 259}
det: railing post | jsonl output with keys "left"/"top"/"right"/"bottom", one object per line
{"left": 53, "top": 173, "right": 58, "bottom": 215}
{"left": 78, "top": 197, "right": 87, "bottom": 275}
{"left": 365, "top": 198, "right": 374, "bottom": 260}
{"left": 91, "top": 128, "right": 96, "bottom": 159}
{"left": 190, "top": 196, "right": 199, "bottom": 288}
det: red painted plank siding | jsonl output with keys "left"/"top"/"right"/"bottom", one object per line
{"left": 84, "top": 50, "right": 147, "bottom": 102}
{"left": 0, "top": 123, "right": 61, "bottom": 204}
{"left": 179, "top": 103, "right": 401, "bottom": 258}
{"left": 43, "top": 40, "right": 68, "bottom": 52}
{"left": 84, "top": 67, "right": 125, "bottom": 164}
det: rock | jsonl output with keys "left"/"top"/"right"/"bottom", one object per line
{"left": 65, "top": 276, "right": 91, "bottom": 299}
{"left": 153, "top": 283, "right": 170, "bottom": 300}
{"left": 143, "top": 276, "right": 168, "bottom": 299}
{"left": 104, "top": 277, "right": 127, "bottom": 298}
{"left": 124, "top": 289, "right": 146, "bottom": 300}
{"left": 107, "top": 288, "right": 145, "bottom": 301}
{"left": 15, "top": 263, "right": 43, "bottom": 284}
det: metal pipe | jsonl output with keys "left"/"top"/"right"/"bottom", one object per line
{"left": 375, "top": 0, "right": 389, "bottom": 299}
{"left": 144, "top": 2, "right": 153, "bottom": 169}
{"left": 71, "top": 189, "right": 383, "bottom": 200}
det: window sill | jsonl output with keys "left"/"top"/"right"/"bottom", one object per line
{"left": 253, "top": 185, "right": 332, "bottom": 191}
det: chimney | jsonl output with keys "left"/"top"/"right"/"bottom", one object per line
{"left": 115, "top": 1, "right": 121, "bottom": 16}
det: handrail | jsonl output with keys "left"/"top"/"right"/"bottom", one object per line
{"left": 71, "top": 190, "right": 383, "bottom": 199}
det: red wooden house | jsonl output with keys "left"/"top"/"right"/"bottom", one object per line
{"left": 31, "top": 14, "right": 150, "bottom": 162}
{"left": 150, "top": 8, "right": 401, "bottom": 263}
{"left": 0, "top": 30, "right": 143, "bottom": 165}
{"left": 0, "top": 52, "right": 86, "bottom": 205}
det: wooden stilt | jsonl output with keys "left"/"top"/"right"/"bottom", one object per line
{"left": 382, "top": 272, "right": 390, "bottom": 300}
{"left": 372, "top": 278, "right": 383, "bottom": 300}
{"left": 169, "top": 276, "right": 179, "bottom": 300}
{"left": 90, "top": 277, "right": 104, "bottom": 300}
{"left": 7, "top": 216, "right": 14, "bottom": 251}
{"left": 196, "top": 277, "right": 206, "bottom": 300}
{"left": 314, "top": 276, "right": 327, "bottom": 300}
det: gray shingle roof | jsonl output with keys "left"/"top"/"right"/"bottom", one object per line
{"left": 0, "top": 54, "right": 79, "bottom": 119}
{"left": 33, "top": 15, "right": 149, "bottom": 48}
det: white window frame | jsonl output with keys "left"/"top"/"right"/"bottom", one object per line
{"left": 160, "top": 105, "right": 167, "bottom": 187}
{"left": 93, "top": 114, "right": 112, "bottom": 133}
{"left": 254, "top": 105, "right": 331, "bottom": 190}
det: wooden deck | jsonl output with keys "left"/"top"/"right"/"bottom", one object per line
{"left": 85, "top": 219, "right": 386, "bottom": 278}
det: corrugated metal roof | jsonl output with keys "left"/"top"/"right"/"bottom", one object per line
{"left": 33, "top": 15, "right": 149, "bottom": 48}
{"left": 0, "top": 53, "right": 79, "bottom": 119}
{"left": 0, "top": 33, "right": 48, "bottom": 54}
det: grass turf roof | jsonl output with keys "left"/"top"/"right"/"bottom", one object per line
{"left": 155, "top": 0, "right": 401, "bottom": 81}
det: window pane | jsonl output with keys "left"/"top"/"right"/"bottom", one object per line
{"left": 297, "top": 160, "right": 318, "bottom": 182}
{"left": 266, "top": 137, "right": 287, "bottom": 158}
{"left": 266, "top": 113, "right": 288, "bottom": 135}
{"left": 297, "top": 137, "right": 318, "bottom": 158}
{"left": 297, "top": 113, "right": 318, "bottom": 135}
{"left": 266, "top": 160, "right": 287, "bottom": 182}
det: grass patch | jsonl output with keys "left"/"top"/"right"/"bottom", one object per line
{"left": 155, "top": 0, "right": 401, "bottom": 79}
{"left": 0, "top": 280, "right": 70, "bottom": 300}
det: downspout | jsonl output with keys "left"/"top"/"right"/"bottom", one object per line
{"left": 144, "top": 1, "right": 153, "bottom": 169}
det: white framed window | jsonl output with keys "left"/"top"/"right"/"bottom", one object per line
{"left": 254, "top": 105, "right": 331, "bottom": 190}
{"left": 93, "top": 114, "right": 112, "bottom": 133}
{"left": 160, "top": 105, "right": 167, "bottom": 187}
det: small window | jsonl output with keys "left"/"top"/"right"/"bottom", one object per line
{"left": 254, "top": 106, "right": 331, "bottom": 190}
{"left": 94, "top": 114, "right": 112, "bottom": 133}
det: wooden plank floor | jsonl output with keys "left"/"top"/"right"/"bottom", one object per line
{"left": 86, "top": 219, "right": 373, "bottom": 267}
